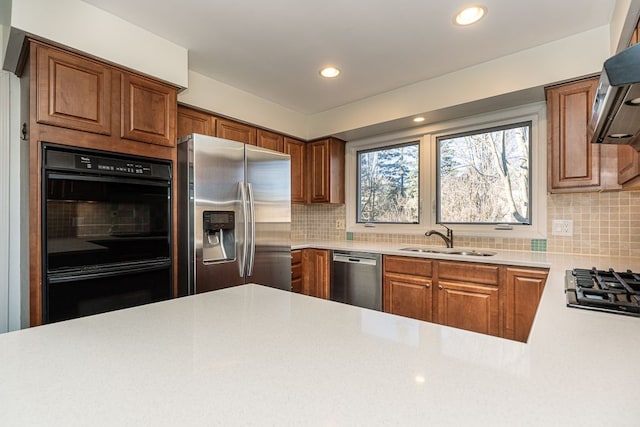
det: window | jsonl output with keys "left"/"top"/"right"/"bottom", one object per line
{"left": 357, "top": 142, "right": 419, "bottom": 223}
{"left": 345, "top": 102, "right": 546, "bottom": 238}
{"left": 437, "top": 122, "right": 531, "bottom": 225}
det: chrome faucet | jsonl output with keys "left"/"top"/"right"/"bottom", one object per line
{"left": 425, "top": 225, "right": 454, "bottom": 248}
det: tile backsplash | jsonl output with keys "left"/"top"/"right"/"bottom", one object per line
{"left": 292, "top": 190, "right": 640, "bottom": 257}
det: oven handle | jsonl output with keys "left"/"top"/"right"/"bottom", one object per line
{"left": 47, "top": 260, "right": 171, "bottom": 284}
{"left": 47, "top": 173, "right": 170, "bottom": 187}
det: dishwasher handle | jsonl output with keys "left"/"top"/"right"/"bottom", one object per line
{"left": 332, "top": 253, "right": 378, "bottom": 266}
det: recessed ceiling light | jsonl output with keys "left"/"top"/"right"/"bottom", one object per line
{"left": 320, "top": 66, "right": 341, "bottom": 78}
{"left": 413, "top": 117, "right": 425, "bottom": 123}
{"left": 454, "top": 5, "right": 487, "bottom": 26}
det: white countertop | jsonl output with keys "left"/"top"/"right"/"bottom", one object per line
{"left": 1, "top": 241, "right": 640, "bottom": 426}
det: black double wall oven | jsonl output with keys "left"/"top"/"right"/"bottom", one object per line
{"left": 42, "top": 144, "right": 173, "bottom": 323}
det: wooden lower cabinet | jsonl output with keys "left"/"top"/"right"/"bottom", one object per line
{"left": 436, "top": 280, "right": 500, "bottom": 337}
{"left": 383, "top": 255, "right": 433, "bottom": 321}
{"left": 291, "top": 249, "right": 303, "bottom": 294}
{"left": 301, "top": 249, "right": 330, "bottom": 299}
{"left": 503, "top": 267, "right": 548, "bottom": 342}
{"left": 382, "top": 255, "right": 547, "bottom": 341}
{"left": 385, "top": 273, "right": 432, "bottom": 322}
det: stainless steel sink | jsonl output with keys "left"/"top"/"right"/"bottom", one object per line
{"left": 398, "top": 247, "right": 496, "bottom": 256}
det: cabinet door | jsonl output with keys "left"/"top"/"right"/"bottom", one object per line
{"left": 547, "top": 78, "right": 600, "bottom": 191}
{"left": 384, "top": 273, "right": 432, "bottom": 322}
{"left": 216, "top": 118, "right": 256, "bottom": 145}
{"left": 437, "top": 281, "right": 500, "bottom": 337}
{"left": 301, "top": 249, "right": 330, "bottom": 299}
{"left": 307, "top": 138, "right": 345, "bottom": 204}
{"left": 504, "top": 268, "right": 548, "bottom": 342}
{"left": 121, "top": 73, "right": 177, "bottom": 147}
{"left": 177, "top": 106, "right": 215, "bottom": 139}
{"left": 618, "top": 145, "right": 640, "bottom": 185}
{"left": 291, "top": 250, "right": 303, "bottom": 294}
{"left": 36, "top": 44, "right": 112, "bottom": 135}
{"left": 257, "top": 129, "right": 284, "bottom": 152}
{"left": 284, "top": 137, "right": 306, "bottom": 203}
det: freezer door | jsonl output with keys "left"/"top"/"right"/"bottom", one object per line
{"left": 245, "top": 145, "right": 291, "bottom": 290}
{"left": 192, "top": 136, "right": 246, "bottom": 293}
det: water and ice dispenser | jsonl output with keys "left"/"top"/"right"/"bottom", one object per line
{"left": 202, "top": 211, "right": 235, "bottom": 263}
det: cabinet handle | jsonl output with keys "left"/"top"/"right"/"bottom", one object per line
{"left": 438, "top": 285, "right": 443, "bottom": 290}
{"left": 425, "top": 283, "right": 430, "bottom": 288}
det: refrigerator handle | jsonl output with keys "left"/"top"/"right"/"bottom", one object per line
{"left": 239, "top": 182, "right": 248, "bottom": 278}
{"left": 247, "top": 182, "right": 256, "bottom": 277}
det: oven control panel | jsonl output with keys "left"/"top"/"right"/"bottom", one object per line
{"left": 75, "top": 155, "right": 152, "bottom": 176}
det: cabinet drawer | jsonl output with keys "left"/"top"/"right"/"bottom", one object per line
{"left": 384, "top": 255, "right": 432, "bottom": 277}
{"left": 291, "top": 263, "right": 302, "bottom": 280}
{"left": 438, "top": 261, "right": 499, "bottom": 285}
{"left": 291, "top": 249, "right": 302, "bottom": 265}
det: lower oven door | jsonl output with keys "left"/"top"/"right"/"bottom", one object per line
{"left": 46, "top": 261, "right": 171, "bottom": 323}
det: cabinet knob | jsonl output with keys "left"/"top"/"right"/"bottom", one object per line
{"left": 438, "top": 285, "right": 443, "bottom": 290}
{"left": 425, "top": 283, "right": 430, "bottom": 288}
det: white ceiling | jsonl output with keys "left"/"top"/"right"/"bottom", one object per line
{"left": 82, "top": 0, "right": 615, "bottom": 115}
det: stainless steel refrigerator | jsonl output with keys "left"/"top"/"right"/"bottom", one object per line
{"left": 177, "top": 134, "right": 291, "bottom": 295}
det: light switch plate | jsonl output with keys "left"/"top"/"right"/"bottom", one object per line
{"left": 551, "top": 219, "right": 573, "bottom": 236}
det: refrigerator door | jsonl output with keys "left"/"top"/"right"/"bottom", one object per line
{"left": 245, "top": 145, "right": 291, "bottom": 290}
{"left": 192, "top": 136, "right": 246, "bottom": 293}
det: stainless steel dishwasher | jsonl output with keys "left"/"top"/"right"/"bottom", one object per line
{"left": 331, "top": 251, "right": 382, "bottom": 311}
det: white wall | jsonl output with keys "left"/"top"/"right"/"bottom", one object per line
{"left": 178, "top": 71, "right": 308, "bottom": 138}
{"left": 610, "top": 0, "right": 640, "bottom": 53}
{"left": 306, "top": 26, "right": 610, "bottom": 139}
{"left": 0, "top": 23, "right": 26, "bottom": 332}
{"left": 7, "top": 0, "right": 188, "bottom": 87}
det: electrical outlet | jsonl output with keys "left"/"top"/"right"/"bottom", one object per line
{"left": 335, "top": 219, "right": 345, "bottom": 230}
{"left": 551, "top": 219, "right": 573, "bottom": 236}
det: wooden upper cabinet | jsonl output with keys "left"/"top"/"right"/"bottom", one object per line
{"left": 284, "top": 137, "right": 306, "bottom": 203}
{"left": 503, "top": 267, "right": 548, "bottom": 343}
{"left": 618, "top": 145, "right": 640, "bottom": 187}
{"left": 546, "top": 78, "right": 601, "bottom": 192}
{"left": 36, "top": 44, "right": 112, "bottom": 135}
{"left": 257, "top": 129, "right": 284, "bottom": 152}
{"left": 177, "top": 105, "right": 216, "bottom": 139}
{"left": 121, "top": 73, "right": 177, "bottom": 147}
{"left": 307, "top": 137, "right": 345, "bottom": 204}
{"left": 216, "top": 118, "right": 256, "bottom": 145}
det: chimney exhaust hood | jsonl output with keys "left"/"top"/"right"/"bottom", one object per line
{"left": 589, "top": 42, "right": 640, "bottom": 150}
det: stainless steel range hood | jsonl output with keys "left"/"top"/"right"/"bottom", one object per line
{"left": 589, "top": 42, "right": 640, "bottom": 150}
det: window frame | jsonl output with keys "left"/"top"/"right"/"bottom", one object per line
{"left": 356, "top": 140, "right": 421, "bottom": 225}
{"left": 345, "top": 102, "right": 547, "bottom": 239}
{"left": 436, "top": 120, "right": 533, "bottom": 226}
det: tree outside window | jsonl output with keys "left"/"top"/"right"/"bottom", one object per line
{"left": 357, "top": 142, "right": 419, "bottom": 224}
{"left": 437, "top": 122, "right": 531, "bottom": 225}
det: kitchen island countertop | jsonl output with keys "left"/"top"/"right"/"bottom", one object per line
{"left": 2, "top": 241, "right": 640, "bottom": 427}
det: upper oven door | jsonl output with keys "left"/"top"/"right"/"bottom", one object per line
{"left": 44, "top": 172, "right": 171, "bottom": 272}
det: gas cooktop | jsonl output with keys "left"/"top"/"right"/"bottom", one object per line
{"left": 565, "top": 268, "right": 640, "bottom": 317}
